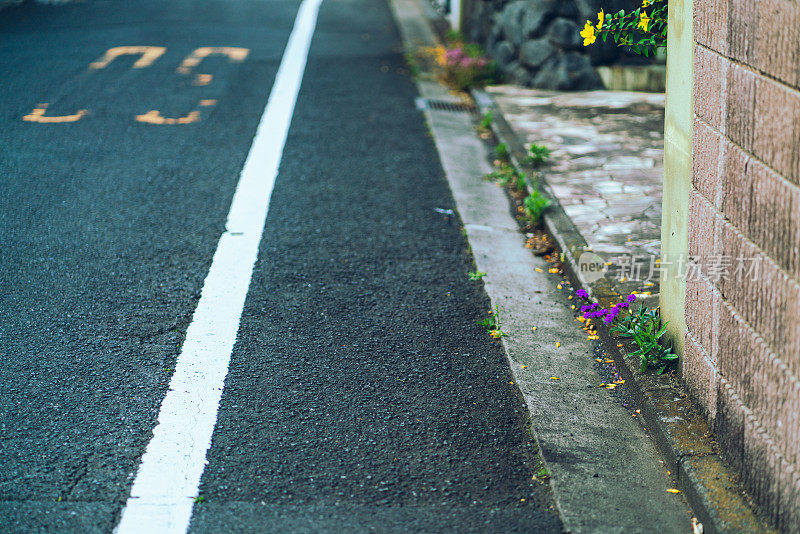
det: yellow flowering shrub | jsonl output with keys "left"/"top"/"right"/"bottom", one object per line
{"left": 581, "top": 0, "right": 667, "bottom": 57}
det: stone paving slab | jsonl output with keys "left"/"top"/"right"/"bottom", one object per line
{"left": 486, "top": 85, "right": 665, "bottom": 302}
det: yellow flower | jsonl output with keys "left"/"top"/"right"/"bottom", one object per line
{"left": 580, "top": 20, "right": 597, "bottom": 46}
{"left": 642, "top": 0, "right": 651, "bottom": 6}
{"left": 638, "top": 11, "right": 650, "bottom": 32}
{"left": 596, "top": 9, "right": 605, "bottom": 30}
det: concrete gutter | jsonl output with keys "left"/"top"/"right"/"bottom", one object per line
{"left": 472, "top": 89, "right": 774, "bottom": 534}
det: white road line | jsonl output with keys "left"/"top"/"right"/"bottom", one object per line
{"left": 115, "top": 0, "right": 323, "bottom": 532}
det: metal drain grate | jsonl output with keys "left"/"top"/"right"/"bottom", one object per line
{"left": 415, "top": 97, "right": 477, "bottom": 113}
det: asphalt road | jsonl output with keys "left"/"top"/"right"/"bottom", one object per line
{"left": 0, "top": 0, "right": 563, "bottom": 531}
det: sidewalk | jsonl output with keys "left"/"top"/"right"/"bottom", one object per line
{"left": 476, "top": 84, "right": 771, "bottom": 534}
{"left": 390, "top": 0, "right": 773, "bottom": 531}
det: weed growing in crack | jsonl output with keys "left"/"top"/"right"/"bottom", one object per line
{"left": 523, "top": 191, "right": 552, "bottom": 224}
{"left": 522, "top": 143, "right": 551, "bottom": 166}
{"left": 468, "top": 270, "right": 487, "bottom": 280}
{"left": 484, "top": 164, "right": 515, "bottom": 186}
{"left": 494, "top": 142, "right": 510, "bottom": 162}
{"left": 479, "top": 110, "right": 493, "bottom": 132}
{"left": 478, "top": 305, "right": 508, "bottom": 338}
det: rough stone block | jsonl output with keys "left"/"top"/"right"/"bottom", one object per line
{"left": 694, "top": 46, "right": 728, "bottom": 132}
{"left": 720, "top": 141, "right": 752, "bottom": 235}
{"left": 521, "top": 0, "right": 555, "bottom": 39}
{"left": 546, "top": 17, "right": 581, "bottom": 50}
{"left": 530, "top": 52, "right": 602, "bottom": 90}
{"left": 684, "top": 273, "right": 720, "bottom": 362}
{"left": 725, "top": 64, "right": 757, "bottom": 152}
{"left": 714, "top": 380, "right": 746, "bottom": 472}
{"left": 494, "top": 40, "right": 516, "bottom": 67}
{"left": 519, "top": 38, "right": 555, "bottom": 68}
{"left": 682, "top": 331, "right": 718, "bottom": 419}
{"left": 717, "top": 222, "right": 800, "bottom": 368}
{"left": 754, "top": 0, "right": 800, "bottom": 89}
{"left": 501, "top": 0, "right": 528, "bottom": 46}
{"left": 692, "top": 118, "right": 723, "bottom": 208}
{"left": 745, "top": 159, "right": 800, "bottom": 280}
{"left": 753, "top": 76, "right": 800, "bottom": 186}
{"left": 728, "top": 0, "right": 758, "bottom": 63}
{"left": 694, "top": 0, "right": 730, "bottom": 54}
{"left": 778, "top": 464, "right": 800, "bottom": 533}
{"left": 742, "top": 414, "right": 783, "bottom": 526}
{"left": 687, "top": 189, "right": 722, "bottom": 273}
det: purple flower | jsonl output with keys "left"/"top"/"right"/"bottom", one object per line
{"left": 583, "top": 311, "right": 593, "bottom": 319}
{"left": 595, "top": 309, "right": 608, "bottom": 317}
{"left": 603, "top": 314, "right": 614, "bottom": 324}
{"left": 619, "top": 301, "right": 630, "bottom": 309}
{"left": 626, "top": 294, "right": 637, "bottom": 303}
{"left": 589, "top": 302, "right": 599, "bottom": 310}
{"left": 576, "top": 289, "right": 589, "bottom": 299}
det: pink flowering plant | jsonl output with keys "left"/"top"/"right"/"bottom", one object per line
{"left": 581, "top": 0, "right": 668, "bottom": 57}
{"left": 576, "top": 289, "right": 678, "bottom": 374}
{"left": 425, "top": 33, "right": 495, "bottom": 91}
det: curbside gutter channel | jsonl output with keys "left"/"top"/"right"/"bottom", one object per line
{"left": 470, "top": 90, "right": 773, "bottom": 534}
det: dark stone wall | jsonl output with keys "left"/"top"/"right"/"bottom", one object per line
{"left": 464, "top": 0, "right": 642, "bottom": 90}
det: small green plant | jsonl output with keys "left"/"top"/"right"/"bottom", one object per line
{"left": 468, "top": 270, "right": 487, "bottom": 280}
{"left": 535, "top": 467, "right": 551, "bottom": 480}
{"left": 404, "top": 51, "right": 420, "bottom": 79}
{"left": 479, "top": 110, "right": 493, "bottom": 131}
{"left": 515, "top": 173, "right": 527, "bottom": 192}
{"left": 194, "top": 496, "right": 205, "bottom": 504}
{"left": 523, "top": 191, "right": 552, "bottom": 224}
{"left": 478, "top": 305, "right": 508, "bottom": 338}
{"left": 611, "top": 302, "right": 678, "bottom": 373}
{"left": 484, "top": 164, "right": 516, "bottom": 186}
{"left": 522, "top": 144, "right": 551, "bottom": 166}
{"left": 494, "top": 142, "right": 510, "bottom": 162}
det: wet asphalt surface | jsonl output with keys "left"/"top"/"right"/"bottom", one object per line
{"left": 0, "top": 0, "right": 563, "bottom": 531}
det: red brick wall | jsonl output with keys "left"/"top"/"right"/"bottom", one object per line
{"left": 689, "top": 1, "right": 800, "bottom": 529}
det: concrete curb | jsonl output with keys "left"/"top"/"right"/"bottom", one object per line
{"left": 473, "top": 88, "right": 774, "bottom": 534}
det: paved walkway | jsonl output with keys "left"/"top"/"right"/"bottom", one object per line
{"left": 486, "top": 85, "right": 665, "bottom": 303}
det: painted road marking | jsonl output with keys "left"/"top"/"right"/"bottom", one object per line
{"left": 135, "top": 99, "right": 218, "bottom": 125}
{"left": 24, "top": 46, "right": 248, "bottom": 125}
{"left": 89, "top": 46, "right": 166, "bottom": 69}
{"left": 176, "top": 46, "right": 250, "bottom": 75}
{"left": 114, "top": 0, "right": 323, "bottom": 532}
{"left": 135, "top": 110, "right": 201, "bottom": 125}
{"left": 22, "top": 103, "right": 88, "bottom": 123}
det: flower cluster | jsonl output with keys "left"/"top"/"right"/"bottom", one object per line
{"left": 578, "top": 292, "right": 637, "bottom": 325}
{"left": 580, "top": 0, "right": 667, "bottom": 57}
{"left": 423, "top": 34, "right": 495, "bottom": 92}
{"left": 444, "top": 47, "right": 489, "bottom": 69}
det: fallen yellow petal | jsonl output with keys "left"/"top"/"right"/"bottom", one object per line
{"left": 557, "top": 284, "right": 562, "bottom": 289}
{"left": 550, "top": 377, "right": 560, "bottom": 380}
{"left": 555, "top": 342, "right": 560, "bottom": 347}
{"left": 521, "top": 365, "right": 528, "bottom": 369}
{"left": 667, "top": 489, "right": 681, "bottom": 494}
{"left": 535, "top": 268, "right": 543, "bottom": 272}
